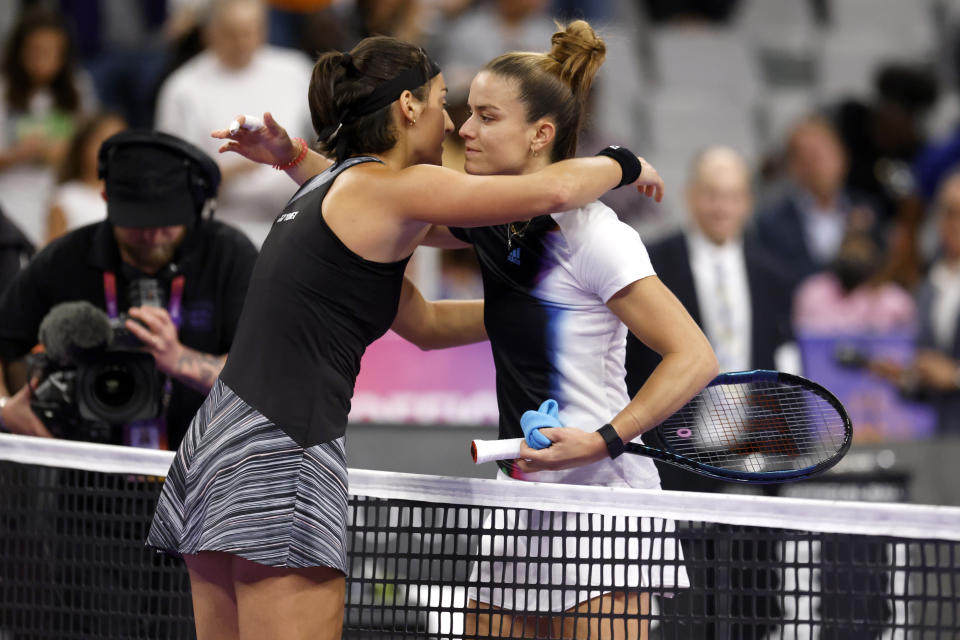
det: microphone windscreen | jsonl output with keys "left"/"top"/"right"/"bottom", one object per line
{"left": 38, "top": 301, "right": 113, "bottom": 364}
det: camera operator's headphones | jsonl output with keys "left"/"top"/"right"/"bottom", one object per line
{"left": 97, "top": 130, "right": 222, "bottom": 223}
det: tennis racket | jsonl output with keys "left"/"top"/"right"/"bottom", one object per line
{"left": 471, "top": 370, "right": 852, "bottom": 483}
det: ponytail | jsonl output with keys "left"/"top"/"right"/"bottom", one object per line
{"left": 308, "top": 37, "right": 438, "bottom": 162}
{"left": 548, "top": 20, "right": 606, "bottom": 105}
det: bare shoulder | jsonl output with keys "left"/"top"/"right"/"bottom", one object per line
{"left": 326, "top": 160, "right": 393, "bottom": 194}
{"left": 323, "top": 163, "right": 457, "bottom": 230}
{"left": 394, "top": 163, "right": 463, "bottom": 183}
{"left": 337, "top": 162, "right": 456, "bottom": 189}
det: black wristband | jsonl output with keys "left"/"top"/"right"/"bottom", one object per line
{"left": 596, "top": 423, "right": 625, "bottom": 459}
{"left": 595, "top": 146, "right": 642, "bottom": 188}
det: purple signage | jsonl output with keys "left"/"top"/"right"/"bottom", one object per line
{"left": 798, "top": 333, "right": 936, "bottom": 441}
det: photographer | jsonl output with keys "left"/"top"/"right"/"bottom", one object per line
{"left": 0, "top": 130, "right": 257, "bottom": 449}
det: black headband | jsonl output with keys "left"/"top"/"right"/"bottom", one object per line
{"left": 349, "top": 58, "right": 441, "bottom": 120}
{"left": 319, "top": 51, "right": 442, "bottom": 160}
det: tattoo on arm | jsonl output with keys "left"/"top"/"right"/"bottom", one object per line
{"left": 174, "top": 349, "right": 227, "bottom": 393}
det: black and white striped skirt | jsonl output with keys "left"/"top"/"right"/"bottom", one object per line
{"left": 146, "top": 378, "right": 349, "bottom": 572}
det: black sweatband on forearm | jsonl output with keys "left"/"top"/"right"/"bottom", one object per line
{"left": 595, "top": 146, "right": 642, "bottom": 188}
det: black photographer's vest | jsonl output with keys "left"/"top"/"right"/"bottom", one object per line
{"left": 220, "top": 157, "right": 409, "bottom": 447}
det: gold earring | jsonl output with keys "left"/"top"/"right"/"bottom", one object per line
{"left": 530, "top": 147, "right": 539, "bottom": 157}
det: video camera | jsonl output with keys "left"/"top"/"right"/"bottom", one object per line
{"left": 29, "top": 287, "right": 166, "bottom": 443}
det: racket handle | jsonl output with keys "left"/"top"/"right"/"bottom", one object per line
{"left": 228, "top": 115, "right": 264, "bottom": 135}
{"left": 471, "top": 438, "right": 524, "bottom": 464}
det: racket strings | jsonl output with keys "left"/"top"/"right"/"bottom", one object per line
{"left": 660, "top": 381, "right": 847, "bottom": 473}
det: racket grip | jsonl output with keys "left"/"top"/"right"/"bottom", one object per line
{"left": 228, "top": 115, "right": 264, "bottom": 135}
{"left": 471, "top": 438, "right": 524, "bottom": 464}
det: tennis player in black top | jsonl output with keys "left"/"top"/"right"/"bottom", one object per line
{"left": 147, "top": 35, "right": 665, "bottom": 640}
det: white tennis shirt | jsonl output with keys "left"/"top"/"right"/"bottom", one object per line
{"left": 452, "top": 200, "right": 661, "bottom": 488}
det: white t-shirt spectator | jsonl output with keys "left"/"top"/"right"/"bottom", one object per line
{"left": 155, "top": 46, "right": 314, "bottom": 247}
{"left": 50, "top": 181, "right": 107, "bottom": 234}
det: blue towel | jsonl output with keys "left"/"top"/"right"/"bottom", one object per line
{"left": 520, "top": 399, "right": 560, "bottom": 449}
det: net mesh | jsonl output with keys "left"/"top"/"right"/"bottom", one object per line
{"left": 1, "top": 434, "right": 958, "bottom": 640}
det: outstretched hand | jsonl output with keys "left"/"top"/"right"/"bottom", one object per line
{"left": 211, "top": 112, "right": 297, "bottom": 167}
{"left": 632, "top": 157, "right": 664, "bottom": 203}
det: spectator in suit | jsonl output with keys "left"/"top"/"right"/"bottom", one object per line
{"left": 625, "top": 145, "right": 793, "bottom": 639}
{"left": 756, "top": 116, "right": 880, "bottom": 287}
{"left": 875, "top": 170, "right": 960, "bottom": 434}
{"left": 627, "top": 145, "right": 795, "bottom": 389}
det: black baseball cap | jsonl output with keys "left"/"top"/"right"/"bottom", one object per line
{"left": 100, "top": 130, "right": 220, "bottom": 228}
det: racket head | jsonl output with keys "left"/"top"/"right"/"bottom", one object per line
{"left": 652, "top": 370, "right": 852, "bottom": 483}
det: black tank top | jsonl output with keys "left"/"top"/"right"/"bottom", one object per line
{"left": 220, "top": 157, "right": 410, "bottom": 447}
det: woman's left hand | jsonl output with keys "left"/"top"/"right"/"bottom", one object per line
{"left": 514, "top": 427, "right": 609, "bottom": 472}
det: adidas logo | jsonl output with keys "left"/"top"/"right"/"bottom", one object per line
{"left": 507, "top": 247, "right": 521, "bottom": 265}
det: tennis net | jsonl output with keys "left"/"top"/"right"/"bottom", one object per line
{"left": 0, "top": 432, "right": 958, "bottom": 639}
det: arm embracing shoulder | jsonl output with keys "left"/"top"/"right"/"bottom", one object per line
{"left": 383, "top": 157, "right": 623, "bottom": 227}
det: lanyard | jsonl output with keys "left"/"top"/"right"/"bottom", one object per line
{"left": 102, "top": 271, "right": 186, "bottom": 327}
{"left": 102, "top": 270, "right": 186, "bottom": 449}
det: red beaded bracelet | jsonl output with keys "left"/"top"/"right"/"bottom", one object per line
{"left": 273, "top": 137, "right": 308, "bottom": 170}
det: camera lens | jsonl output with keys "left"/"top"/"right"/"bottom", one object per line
{"left": 76, "top": 351, "right": 161, "bottom": 423}
{"left": 91, "top": 364, "right": 136, "bottom": 408}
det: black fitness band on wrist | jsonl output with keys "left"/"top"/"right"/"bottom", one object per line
{"left": 595, "top": 146, "right": 642, "bottom": 188}
{"left": 597, "top": 423, "right": 625, "bottom": 459}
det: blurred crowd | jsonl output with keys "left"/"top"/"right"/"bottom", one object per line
{"left": 0, "top": 0, "right": 958, "bottom": 434}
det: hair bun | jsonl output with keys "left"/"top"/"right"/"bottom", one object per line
{"left": 548, "top": 20, "right": 606, "bottom": 102}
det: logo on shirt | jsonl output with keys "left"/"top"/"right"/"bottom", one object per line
{"left": 277, "top": 211, "right": 299, "bottom": 223}
{"left": 507, "top": 247, "right": 521, "bottom": 265}
{"left": 183, "top": 302, "right": 214, "bottom": 332}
